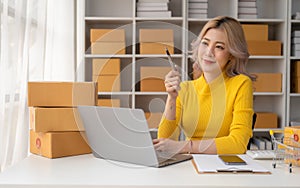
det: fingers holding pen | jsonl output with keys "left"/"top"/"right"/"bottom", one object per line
{"left": 164, "top": 70, "right": 181, "bottom": 92}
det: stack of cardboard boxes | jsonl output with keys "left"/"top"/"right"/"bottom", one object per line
{"left": 139, "top": 29, "right": 174, "bottom": 54}
{"left": 28, "top": 82, "right": 97, "bottom": 158}
{"left": 90, "top": 29, "right": 126, "bottom": 55}
{"left": 291, "top": 61, "right": 300, "bottom": 93}
{"left": 92, "top": 58, "right": 121, "bottom": 93}
{"left": 242, "top": 24, "right": 281, "bottom": 129}
{"left": 242, "top": 24, "right": 282, "bottom": 93}
{"left": 92, "top": 58, "right": 121, "bottom": 107}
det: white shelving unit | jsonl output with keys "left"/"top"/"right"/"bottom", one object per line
{"left": 76, "top": 0, "right": 298, "bottom": 135}
{"left": 287, "top": 0, "right": 300, "bottom": 126}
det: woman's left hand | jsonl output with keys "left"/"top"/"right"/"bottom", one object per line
{"left": 153, "top": 138, "right": 187, "bottom": 154}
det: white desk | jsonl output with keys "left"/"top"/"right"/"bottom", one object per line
{"left": 0, "top": 154, "right": 299, "bottom": 188}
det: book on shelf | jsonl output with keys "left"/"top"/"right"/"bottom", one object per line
{"left": 238, "top": 1, "right": 256, "bottom": 7}
{"left": 188, "top": 9, "right": 207, "bottom": 14}
{"left": 238, "top": 7, "right": 257, "bottom": 14}
{"left": 137, "top": 11, "right": 171, "bottom": 17}
{"left": 138, "top": 0, "right": 169, "bottom": 3}
{"left": 189, "top": 13, "right": 207, "bottom": 18}
{"left": 137, "top": 5, "right": 168, "bottom": 11}
{"left": 238, "top": 14, "right": 257, "bottom": 19}
{"left": 188, "top": 2, "right": 208, "bottom": 9}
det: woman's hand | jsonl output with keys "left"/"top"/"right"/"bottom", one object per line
{"left": 153, "top": 138, "right": 188, "bottom": 154}
{"left": 164, "top": 70, "right": 181, "bottom": 98}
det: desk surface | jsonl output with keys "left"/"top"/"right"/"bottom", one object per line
{"left": 0, "top": 154, "right": 299, "bottom": 188}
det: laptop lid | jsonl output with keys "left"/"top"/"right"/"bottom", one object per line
{"left": 77, "top": 106, "right": 192, "bottom": 167}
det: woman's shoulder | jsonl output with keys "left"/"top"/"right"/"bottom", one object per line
{"left": 229, "top": 74, "right": 252, "bottom": 84}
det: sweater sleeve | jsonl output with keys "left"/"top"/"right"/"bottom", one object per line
{"left": 157, "top": 82, "right": 188, "bottom": 140}
{"left": 215, "top": 77, "right": 254, "bottom": 154}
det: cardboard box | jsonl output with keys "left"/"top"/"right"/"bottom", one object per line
{"left": 291, "top": 61, "right": 300, "bottom": 77}
{"left": 140, "top": 42, "right": 174, "bottom": 54}
{"left": 140, "top": 67, "right": 171, "bottom": 91}
{"left": 242, "top": 24, "right": 268, "bottom": 41}
{"left": 30, "top": 130, "right": 91, "bottom": 158}
{"left": 145, "top": 112, "right": 163, "bottom": 129}
{"left": 254, "top": 112, "right": 278, "bottom": 129}
{"left": 139, "top": 29, "right": 174, "bottom": 54}
{"left": 139, "top": 29, "right": 174, "bottom": 42}
{"left": 91, "top": 42, "right": 126, "bottom": 54}
{"left": 252, "top": 73, "right": 282, "bottom": 92}
{"left": 29, "top": 107, "right": 84, "bottom": 132}
{"left": 247, "top": 40, "right": 281, "bottom": 56}
{"left": 140, "top": 67, "right": 172, "bottom": 80}
{"left": 27, "top": 82, "right": 97, "bottom": 107}
{"left": 93, "top": 58, "right": 120, "bottom": 75}
{"left": 284, "top": 126, "right": 300, "bottom": 166}
{"left": 140, "top": 79, "right": 166, "bottom": 92}
{"left": 97, "top": 99, "right": 121, "bottom": 107}
{"left": 284, "top": 126, "right": 300, "bottom": 147}
{"left": 90, "top": 29, "right": 125, "bottom": 42}
{"left": 94, "top": 75, "right": 121, "bottom": 92}
{"left": 291, "top": 77, "right": 300, "bottom": 93}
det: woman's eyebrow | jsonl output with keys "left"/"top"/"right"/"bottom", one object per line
{"left": 202, "top": 37, "right": 225, "bottom": 45}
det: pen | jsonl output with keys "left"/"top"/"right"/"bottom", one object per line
{"left": 165, "top": 47, "right": 176, "bottom": 71}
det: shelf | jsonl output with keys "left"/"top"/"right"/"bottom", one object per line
{"left": 78, "top": 0, "right": 293, "bottom": 132}
{"left": 254, "top": 92, "right": 284, "bottom": 96}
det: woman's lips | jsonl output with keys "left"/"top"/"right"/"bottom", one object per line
{"left": 202, "top": 58, "right": 215, "bottom": 64}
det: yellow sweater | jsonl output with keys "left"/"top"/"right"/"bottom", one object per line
{"left": 158, "top": 72, "right": 254, "bottom": 154}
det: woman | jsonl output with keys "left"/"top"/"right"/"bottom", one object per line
{"left": 153, "top": 16, "right": 255, "bottom": 155}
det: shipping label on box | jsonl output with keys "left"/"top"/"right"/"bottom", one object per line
{"left": 29, "top": 107, "right": 84, "bottom": 132}
{"left": 97, "top": 99, "right": 121, "bottom": 107}
{"left": 30, "top": 130, "right": 91, "bottom": 158}
{"left": 247, "top": 40, "right": 282, "bottom": 56}
{"left": 252, "top": 73, "right": 282, "bottom": 92}
{"left": 139, "top": 29, "right": 174, "bottom": 42}
{"left": 242, "top": 24, "right": 268, "bottom": 41}
{"left": 93, "top": 58, "right": 120, "bottom": 75}
{"left": 91, "top": 42, "right": 126, "bottom": 54}
{"left": 94, "top": 75, "right": 121, "bottom": 92}
{"left": 90, "top": 29, "right": 125, "bottom": 42}
{"left": 254, "top": 112, "right": 278, "bottom": 129}
{"left": 27, "top": 82, "right": 97, "bottom": 107}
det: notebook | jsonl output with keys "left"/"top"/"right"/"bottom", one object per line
{"left": 77, "top": 106, "right": 192, "bottom": 168}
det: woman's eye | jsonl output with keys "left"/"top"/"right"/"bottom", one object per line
{"left": 216, "top": 45, "right": 225, "bottom": 50}
{"left": 200, "top": 40, "right": 208, "bottom": 46}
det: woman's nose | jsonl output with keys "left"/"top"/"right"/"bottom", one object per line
{"left": 205, "top": 46, "right": 214, "bottom": 57}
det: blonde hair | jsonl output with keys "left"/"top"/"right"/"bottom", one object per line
{"left": 191, "top": 16, "right": 255, "bottom": 81}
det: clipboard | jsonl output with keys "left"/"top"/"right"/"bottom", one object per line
{"left": 192, "top": 154, "right": 271, "bottom": 174}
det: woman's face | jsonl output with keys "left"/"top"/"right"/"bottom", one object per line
{"left": 197, "top": 28, "right": 231, "bottom": 75}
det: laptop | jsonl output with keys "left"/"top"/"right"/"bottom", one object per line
{"left": 77, "top": 106, "right": 192, "bottom": 168}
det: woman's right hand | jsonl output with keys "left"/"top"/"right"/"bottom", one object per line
{"left": 164, "top": 70, "right": 181, "bottom": 98}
